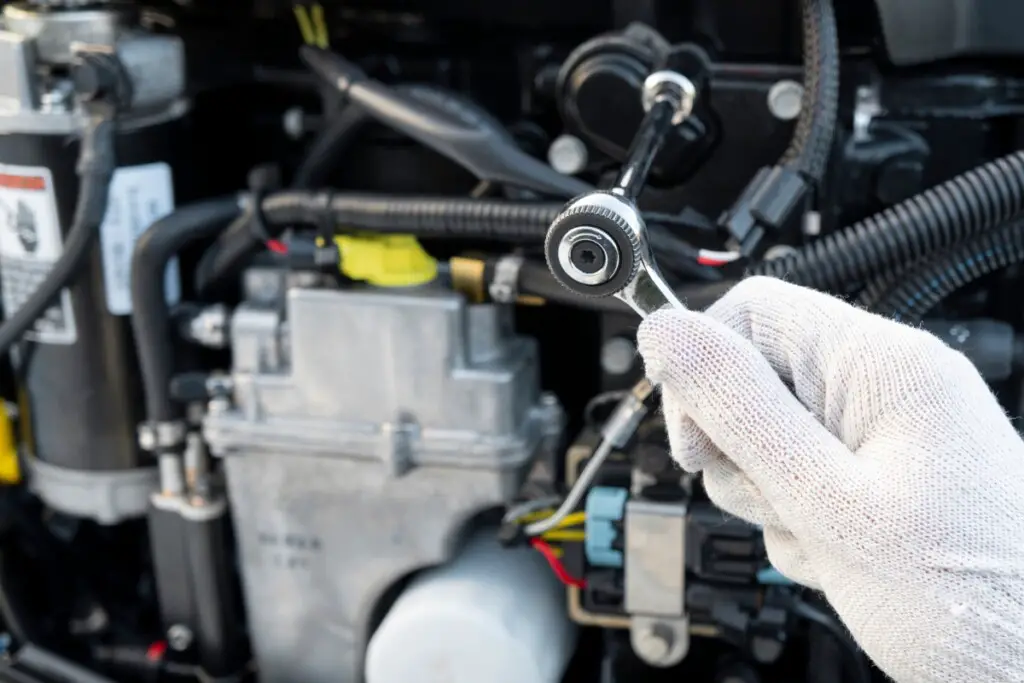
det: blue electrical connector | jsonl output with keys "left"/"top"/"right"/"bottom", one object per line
{"left": 756, "top": 567, "right": 794, "bottom": 585}
{"left": 584, "top": 486, "right": 628, "bottom": 568}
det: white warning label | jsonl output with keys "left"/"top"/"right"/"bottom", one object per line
{"left": 0, "top": 164, "right": 77, "bottom": 344}
{"left": 99, "top": 162, "right": 179, "bottom": 315}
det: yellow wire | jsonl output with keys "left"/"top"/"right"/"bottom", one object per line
{"left": 542, "top": 529, "right": 585, "bottom": 543}
{"left": 515, "top": 508, "right": 585, "bottom": 528}
{"left": 557, "top": 511, "right": 586, "bottom": 529}
{"left": 293, "top": 5, "right": 316, "bottom": 45}
{"left": 311, "top": 3, "right": 330, "bottom": 48}
{"left": 518, "top": 508, "right": 555, "bottom": 523}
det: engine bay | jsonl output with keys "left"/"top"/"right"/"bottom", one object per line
{"left": 0, "top": 0, "right": 1022, "bottom": 681}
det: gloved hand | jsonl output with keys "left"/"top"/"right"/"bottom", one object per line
{"left": 636, "top": 276, "right": 1024, "bottom": 683}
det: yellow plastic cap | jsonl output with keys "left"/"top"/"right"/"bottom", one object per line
{"left": 335, "top": 234, "right": 437, "bottom": 287}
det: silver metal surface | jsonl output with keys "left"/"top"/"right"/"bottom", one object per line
{"left": 113, "top": 33, "right": 186, "bottom": 111}
{"left": 28, "top": 459, "right": 159, "bottom": 524}
{"left": 206, "top": 282, "right": 563, "bottom": 683}
{"left": 558, "top": 225, "right": 621, "bottom": 286}
{"left": 3, "top": 4, "right": 125, "bottom": 64}
{"left": 0, "top": 5, "right": 187, "bottom": 134}
{"left": 625, "top": 499, "right": 690, "bottom": 667}
{"left": 641, "top": 70, "right": 696, "bottom": 125}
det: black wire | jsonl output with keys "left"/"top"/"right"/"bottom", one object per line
{"left": 792, "top": 599, "right": 872, "bottom": 683}
{"left": 0, "top": 115, "right": 116, "bottom": 356}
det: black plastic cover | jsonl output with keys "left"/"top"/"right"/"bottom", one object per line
{"left": 876, "top": 0, "right": 1024, "bottom": 65}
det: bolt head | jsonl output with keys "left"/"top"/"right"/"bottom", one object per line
{"left": 548, "top": 134, "right": 588, "bottom": 175}
{"left": 767, "top": 80, "right": 804, "bottom": 121}
{"left": 570, "top": 239, "right": 607, "bottom": 274}
{"left": 167, "top": 624, "right": 193, "bottom": 651}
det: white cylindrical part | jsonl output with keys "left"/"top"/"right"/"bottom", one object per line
{"left": 365, "top": 532, "right": 577, "bottom": 683}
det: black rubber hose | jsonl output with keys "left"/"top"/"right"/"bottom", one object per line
{"left": 752, "top": 151, "right": 1024, "bottom": 292}
{"left": 781, "top": 0, "right": 840, "bottom": 182}
{"left": 793, "top": 599, "right": 871, "bottom": 683}
{"left": 0, "top": 116, "right": 116, "bottom": 356}
{"left": 517, "top": 260, "right": 627, "bottom": 313}
{"left": 859, "top": 217, "right": 1024, "bottom": 321}
{"left": 291, "top": 104, "right": 372, "bottom": 189}
{"left": 131, "top": 197, "right": 242, "bottom": 425}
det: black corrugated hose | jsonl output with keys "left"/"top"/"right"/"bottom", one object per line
{"left": 131, "top": 196, "right": 242, "bottom": 425}
{"left": 782, "top": 0, "right": 840, "bottom": 182}
{"left": 257, "top": 191, "right": 721, "bottom": 280}
{"left": 858, "top": 216, "right": 1024, "bottom": 322}
{"left": 753, "top": 151, "right": 1024, "bottom": 292}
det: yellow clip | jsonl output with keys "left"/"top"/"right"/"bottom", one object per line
{"left": 335, "top": 234, "right": 437, "bottom": 287}
{"left": 0, "top": 406, "right": 20, "bottom": 485}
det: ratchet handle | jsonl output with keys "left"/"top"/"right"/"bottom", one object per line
{"left": 544, "top": 70, "right": 696, "bottom": 315}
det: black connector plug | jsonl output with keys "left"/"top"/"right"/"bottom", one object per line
{"left": 283, "top": 238, "right": 339, "bottom": 271}
{"left": 718, "top": 165, "right": 809, "bottom": 257}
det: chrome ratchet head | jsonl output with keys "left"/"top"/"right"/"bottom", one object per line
{"left": 544, "top": 191, "right": 686, "bottom": 317}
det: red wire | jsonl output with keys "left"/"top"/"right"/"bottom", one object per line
{"left": 696, "top": 255, "right": 728, "bottom": 266}
{"left": 266, "top": 239, "right": 288, "bottom": 254}
{"left": 530, "top": 537, "right": 587, "bottom": 589}
{"left": 146, "top": 640, "right": 167, "bottom": 662}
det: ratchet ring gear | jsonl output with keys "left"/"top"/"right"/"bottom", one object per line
{"left": 544, "top": 192, "right": 642, "bottom": 298}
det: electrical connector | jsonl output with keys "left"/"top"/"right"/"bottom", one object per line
{"left": 718, "top": 165, "right": 809, "bottom": 257}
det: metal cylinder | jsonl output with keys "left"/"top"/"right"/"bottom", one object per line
{"left": 0, "top": 4, "right": 187, "bottom": 522}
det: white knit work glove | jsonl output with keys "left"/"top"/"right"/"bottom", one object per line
{"left": 636, "top": 276, "right": 1024, "bottom": 683}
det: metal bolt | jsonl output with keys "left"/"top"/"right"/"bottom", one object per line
{"left": 187, "top": 304, "right": 230, "bottom": 349}
{"left": 601, "top": 337, "right": 636, "bottom": 375}
{"left": 167, "top": 624, "right": 193, "bottom": 651}
{"left": 642, "top": 71, "right": 697, "bottom": 124}
{"left": 767, "top": 80, "right": 804, "bottom": 121}
{"left": 283, "top": 107, "right": 306, "bottom": 139}
{"left": 634, "top": 622, "right": 673, "bottom": 662}
{"left": 558, "top": 226, "right": 620, "bottom": 286}
{"left": 802, "top": 211, "right": 821, "bottom": 237}
{"left": 548, "top": 134, "right": 588, "bottom": 176}
{"left": 207, "top": 395, "right": 232, "bottom": 416}
{"left": 39, "top": 83, "right": 73, "bottom": 113}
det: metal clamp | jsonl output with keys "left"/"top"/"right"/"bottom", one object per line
{"left": 488, "top": 254, "right": 524, "bottom": 304}
{"left": 624, "top": 498, "right": 690, "bottom": 667}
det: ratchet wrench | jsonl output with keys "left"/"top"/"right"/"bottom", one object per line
{"left": 544, "top": 71, "right": 697, "bottom": 317}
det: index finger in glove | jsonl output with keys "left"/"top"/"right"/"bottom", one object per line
{"left": 637, "top": 304, "right": 867, "bottom": 525}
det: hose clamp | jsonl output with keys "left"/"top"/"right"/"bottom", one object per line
{"left": 489, "top": 255, "right": 523, "bottom": 304}
{"left": 138, "top": 421, "right": 187, "bottom": 452}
